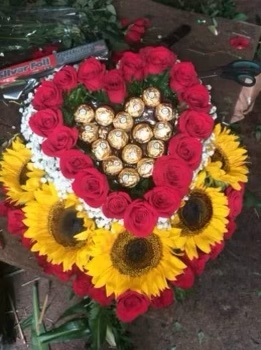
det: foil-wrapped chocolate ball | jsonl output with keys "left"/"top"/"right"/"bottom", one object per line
{"left": 137, "top": 158, "right": 155, "bottom": 178}
{"left": 125, "top": 98, "right": 145, "bottom": 118}
{"left": 102, "top": 156, "right": 123, "bottom": 176}
{"left": 113, "top": 111, "right": 134, "bottom": 131}
{"left": 142, "top": 87, "right": 161, "bottom": 107}
{"left": 155, "top": 103, "right": 176, "bottom": 121}
{"left": 92, "top": 139, "right": 111, "bottom": 160}
{"left": 147, "top": 139, "right": 165, "bottom": 158}
{"left": 153, "top": 121, "right": 173, "bottom": 141}
{"left": 118, "top": 168, "right": 140, "bottom": 188}
{"left": 108, "top": 129, "right": 129, "bottom": 150}
{"left": 74, "top": 104, "right": 95, "bottom": 124}
{"left": 80, "top": 123, "right": 99, "bottom": 143}
{"left": 122, "top": 144, "right": 143, "bottom": 164}
{"left": 95, "top": 106, "right": 114, "bottom": 126}
{"left": 132, "top": 123, "right": 153, "bottom": 144}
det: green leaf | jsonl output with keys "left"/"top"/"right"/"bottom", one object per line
{"left": 88, "top": 303, "right": 108, "bottom": 350}
{"left": 174, "top": 287, "right": 193, "bottom": 302}
{"left": 58, "top": 298, "right": 92, "bottom": 320}
{"left": 243, "top": 189, "right": 261, "bottom": 209}
{"left": 20, "top": 315, "right": 33, "bottom": 330}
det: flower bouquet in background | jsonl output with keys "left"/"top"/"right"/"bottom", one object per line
{"left": 0, "top": 44, "right": 249, "bottom": 347}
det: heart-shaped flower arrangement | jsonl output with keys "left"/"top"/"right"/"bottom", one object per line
{"left": 0, "top": 46, "right": 248, "bottom": 323}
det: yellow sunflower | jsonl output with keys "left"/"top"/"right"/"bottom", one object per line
{"left": 84, "top": 223, "right": 186, "bottom": 298}
{"left": 0, "top": 137, "right": 44, "bottom": 204}
{"left": 171, "top": 174, "right": 229, "bottom": 260}
{"left": 23, "top": 183, "right": 95, "bottom": 271}
{"left": 205, "top": 123, "right": 248, "bottom": 190}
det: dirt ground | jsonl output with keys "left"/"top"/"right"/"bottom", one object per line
{"left": 0, "top": 1, "right": 260, "bottom": 349}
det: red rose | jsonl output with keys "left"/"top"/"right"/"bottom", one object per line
{"left": 140, "top": 46, "right": 177, "bottom": 76}
{"left": 144, "top": 186, "right": 182, "bottom": 217}
{"left": 21, "top": 236, "right": 32, "bottom": 249}
{"left": 32, "top": 44, "right": 59, "bottom": 59}
{"left": 151, "top": 288, "right": 174, "bottom": 308}
{"left": 124, "top": 199, "right": 158, "bottom": 237}
{"left": 77, "top": 57, "right": 106, "bottom": 91}
{"left": 41, "top": 126, "right": 78, "bottom": 157}
{"left": 224, "top": 219, "right": 237, "bottom": 239}
{"left": 225, "top": 184, "right": 244, "bottom": 218}
{"left": 102, "top": 192, "right": 131, "bottom": 219}
{"left": 125, "top": 18, "right": 150, "bottom": 44}
{"left": 180, "top": 84, "right": 211, "bottom": 112}
{"left": 72, "top": 168, "right": 109, "bottom": 208}
{"left": 36, "top": 255, "right": 73, "bottom": 282}
{"left": 184, "top": 253, "right": 210, "bottom": 276}
{"left": 229, "top": 35, "right": 250, "bottom": 50}
{"left": 134, "top": 18, "right": 150, "bottom": 27}
{"left": 170, "top": 62, "right": 199, "bottom": 93}
{"left": 171, "top": 266, "right": 195, "bottom": 289}
{"left": 209, "top": 241, "right": 225, "bottom": 260}
{"left": 153, "top": 156, "right": 193, "bottom": 197}
{"left": 59, "top": 149, "right": 93, "bottom": 179}
{"left": 116, "top": 291, "right": 150, "bottom": 322}
{"left": 32, "top": 80, "right": 63, "bottom": 110}
{"left": 104, "top": 69, "right": 126, "bottom": 104}
{"left": 29, "top": 108, "right": 63, "bottom": 137}
{"left": 178, "top": 110, "right": 214, "bottom": 139}
{"left": 168, "top": 134, "right": 203, "bottom": 170}
{"left": 53, "top": 65, "right": 78, "bottom": 91}
{"left": 119, "top": 51, "right": 144, "bottom": 81}
{"left": 7, "top": 208, "right": 26, "bottom": 235}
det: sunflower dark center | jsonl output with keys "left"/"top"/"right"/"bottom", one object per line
{"left": 212, "top": 148, "right": 230, "bottom": 172}
{"left": 19, "top": 164, "right": 29, "bottom": 185}
{"left": 124, "top": 239, "right": 152, "bottom": 266}
{"left": 179, "top": 191, "right": 213, "bottom": 233}
{"left": 49, "top": 204, "right": 84, "bottom": 247}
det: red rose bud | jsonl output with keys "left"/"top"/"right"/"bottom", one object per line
{"left": 102, "top": 191, "right": 131, "bottom": 219}
{"left": 32, "top": 80, "right": 63, "bottom": 110}
{"left": 104, "top": 69, "right": 126, "bottom": 104}
{"left": 72, "top": 168, "right": 109, "bottom": 208}
{"left": 124, "top": 199, "right": 158, "bottom": 237}
{"left": 178, "top": 110, "right": 214, "bottom": 139}
{"left": 168, "top": 134, "right": 203, "bottom": 170}
{"left": 172, "top": 266, "right": 195, "bottom": 289}
{"left": 184, "top": 253, "right": 210, "bottom": 276}
{"left": 140, "top": 46, "right": 177, "bottom": 76}
{"left": 119, "top": 51, "right": 145, "bottom": 82}
{"left": 224, "top": 218, "right": 237, "bottom": 240}
{"left": 225, "top": 185, "right": 244, "bottom": 218}
{"left": 170, "top": 61, "right": 199, "bottom": 93}
{"left": 29, "top": 108, "right": 63, "bottom": 137}
{"left": 7, "top": 208, "right": 26, "bottom": 236}
{"left": 116, "top": 291, "right": 150, "bottom": 323}
{"left": 180, "top": 84, "right": 211, "bottom": 113}
{"left": 209, "top": 241, "right": 225, "bottom": 260}
{"left": 144, "top": 186, "right": 182, "bottom": 217}
{"left": 53, "top": 65, "right": 78, "bottom": 91}
{"left": 41, "top": 126, "right": 78, "bottom": 157}
{"left": 59, "top": 149, "right": 93, "bottom": 179}
{"left": 229, "top": 35, "right": 250, "bottom": 50}
{"left": 77, "top": 57, "right": 106, "bottom": 91}
{"left": 151, "top": 288, "right": 174, "bottom": 308}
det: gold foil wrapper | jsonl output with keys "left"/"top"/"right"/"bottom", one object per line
{"left": 132, "top": 123, "right": 153, "bottom": 144}
{"left": 122, "top": 144, "right": 143, "bottom": 164}
{"left": 108, "top": 129, "right": 129, "bottom": 150}
{"left": 137, "top": 158, "right": 155, "bottom": 178}
{"left": 80, "top": 123, "right": 99, "bottom": 143}
{"left": 74, "top": 104, "right": 95, "bottom": 124}
{"left": 118, "top": 168, "right": 140, "bottom": 188}
{"left": 153, "top": 122, "right": 173, "bottom": 141}
{"left": 98, "top": 126, "right": 109, "bottom": 140}
{"left": 155, "top": 103, "right": 176, "bottom": 122}
{"left": 92, "top": 139, "right": 111, "bottom": 160}
{"left": 95, "top": 106, "right": 114, "bottom": 126}
{"left": 125, "top": 98, "right": 145, "bottom": 118}
{"left": 113, "top": 111, "right": 134, "bottom": 131}
{"left": 102, "top": 156, "right": 123, "bottom": 176}
{"left": 147, "top": 140, "right": 165, "bottom": 158}
{"left": 142, "top": 87, "right": 161, "bottom": 107}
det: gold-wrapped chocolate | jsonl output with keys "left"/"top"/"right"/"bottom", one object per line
{"left": 132, "top": 123, "right": 153, "bottom": 144}
{"left": 92, "top": 139, "right": 111, "bottom": 160}
{"left": 142, "top": 87, "right": 161, "bottom": 107}
{"left": 95, "top": 106, "right": 114, "bottom": 126}
{"left": 125, "top": 98, "right": 145, "bottom": 118}
{"left": 118, "top": 168, "right": 140, "bottom": 188}
{"left": 147, "top": 140, "right": 165, "bottom": 158}
{"left": 137, "top": 158, "right": 155, "bottom": 178}
{"left": 74, "top": 104, "right": 95, "bottom": 124}
{"left": 98, "top": 126, "right": 109, "bottom": 140}
{"left": 153, "top": 122, "right": 173, "bottom": 141}
{"left": 155, "top": 103, "right": 176, "bottom": 121}
{"left": 80, "top": 123, "right": 99, "bottom": 143}
{"left": 113, "top": 111, "right": 134, "bottom": 131}
{"left": 102, "top": 156, "right": 123, "bottom": 176}
{"left": 122, "top": 144, "right": 143, "bottom": 164}
{"left": 108, "top": 129, "right": 129, "bottom": 150}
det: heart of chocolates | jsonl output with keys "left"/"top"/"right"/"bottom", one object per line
{"left": 74, "top": 87, "right": 177, "bottom": 187}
